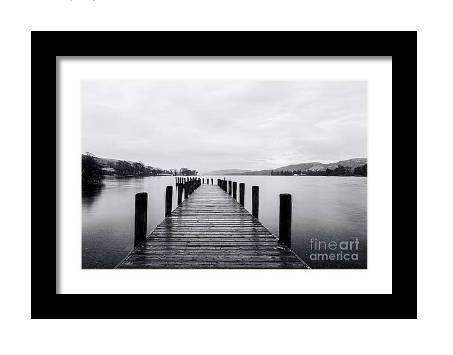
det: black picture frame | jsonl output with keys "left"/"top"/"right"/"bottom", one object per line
{"left": 32, "top": 31, "right": 417, "bottom": 319}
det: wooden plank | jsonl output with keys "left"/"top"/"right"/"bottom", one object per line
{"left": 116, "top": 184, "right": 309, "bottom": 269}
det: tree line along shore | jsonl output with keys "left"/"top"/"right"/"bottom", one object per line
{"left": 82, "top": 153, "right": 197, "bottom": 188}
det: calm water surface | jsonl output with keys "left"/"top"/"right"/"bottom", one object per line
{"left": 82, "top": 176, "right": 367, "bottom": 268}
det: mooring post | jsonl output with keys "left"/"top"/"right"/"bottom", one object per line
{"left": 239, "top": 183, "right": 245, "bottom": 206}
{"left": 184, "top": 182, "right": 189, "bottom": 199}
{"left": 134, "top": 192, "right": 148, "bottom": 247}
{"left": 252, "top": 186, "right": 259, "bottom": 218}
{"left": 177, "top": 184, "right": 183, "bottom": 205}
{"left": 165, "top": 186, "right": 173, "bottom": 217}
{"left": 279, "top": 194, "right": 292, "bottom": 247}
{"left": 233, "top": 182, "right": 237, "bottom": 199}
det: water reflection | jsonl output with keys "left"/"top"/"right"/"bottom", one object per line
{"left": 82, "top": 185, "right": 104, "bottom": 207}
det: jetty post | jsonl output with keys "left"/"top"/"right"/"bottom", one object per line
{"left": 184, "top": 181, "right": 189, "bottom": 199}
{"left": 177, "top": 184, "right": 183, "bottom": 205}
{"left": 279, "top": 194, "right": 292, "bottom": 247}
{"left": 165, "top": 186, "right": 173, "bottom": 217}
{"left": 233, "top": 182, "right": 237, "bottom": 199}
{"left": 228, "top": 181, "right": 232, "bottom": 195}
{"left": 134, "top": 192, "right": 148, "bottom": 247}
{"left": 239, "top": 183, "right": 245, "bottom": 206}
{"left": 252, "top": 186, "right": 259, "bottom": 218}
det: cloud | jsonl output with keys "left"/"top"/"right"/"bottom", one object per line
{"left": 82, "top": 81, "right": 367, "bottom": 172}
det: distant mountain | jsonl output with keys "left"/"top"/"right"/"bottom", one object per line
{"left": 203, "top": 169, "right": 254, "bottom": 175}
{"left": 272, "top": 162, "right": 321, "bottom": 172}
{"left": 203, "top": 158, "right": 367, "bottom": 176}
{"left": 308, "top": 158, "right": 367, "bottom": 172}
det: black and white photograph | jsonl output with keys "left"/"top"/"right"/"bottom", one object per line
{"left": 82, "top": 80, "right": 367, "bottom": 269}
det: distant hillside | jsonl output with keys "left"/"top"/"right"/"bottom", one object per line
{"left": 83, "top": 154, "right": 197, "bottom": 177}
{"left": 203, "top": 158, "right": 367, "bottom": 176}
{"left": 93, "top": 156, "right": 154, "bottom": 169}
{"left": 273, "top": 162, "right": 321, "bottom": 172}
{"left": 308, "top": 158, "right": 367, "bottom": 172}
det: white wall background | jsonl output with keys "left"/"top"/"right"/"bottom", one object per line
{"left": 0, "top": 1, "right": 448, "bottom": 355}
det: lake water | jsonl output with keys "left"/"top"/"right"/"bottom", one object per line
{"left": 82, "top": 176, "right": 367, "bottom": 269}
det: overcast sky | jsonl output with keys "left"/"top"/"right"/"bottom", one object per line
{"left": 82, "top": 81, "right": 366, "bottom": 173}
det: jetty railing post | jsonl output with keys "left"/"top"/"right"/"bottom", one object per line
{"left": 239, "top": 183, "right": 245, "bottom": 206}
{"left": 252, "top": 186, "right": 259, "bottom": 218}
{"left": 279, "top": 194, "right": 292, "bottom": 247}
{"left": 177, "top": 184, "right": 183, "bottom": 205}
{"left": 134, "top": 192, "right": 148, "bottom": 247}
{"left": 233, "top": 182, "right": 237, "bottom": 199}
{"left": 211, "top": 178, "right": 213, "bottom": 184}
{"left": 184, "top": 182, "right": 189, "bottom": 199}
{"left": 228, "top": 181, "right": 232, "bottom": 195}
{"left": 165, "top": 186, "right": 173, "bottom": 217}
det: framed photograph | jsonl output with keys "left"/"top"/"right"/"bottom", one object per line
{"left": 32, "top": 31, "right": 416, "bottom": 318}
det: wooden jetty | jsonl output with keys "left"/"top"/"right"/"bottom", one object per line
{"left": 116, "top": 178, "right": 309, "bottom": 269}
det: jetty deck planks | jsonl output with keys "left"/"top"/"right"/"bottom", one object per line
{"left": 116, "top": 184, "right": 309, "bottom": 269}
